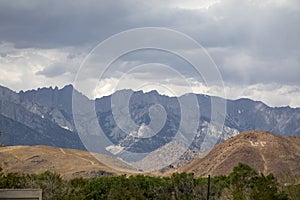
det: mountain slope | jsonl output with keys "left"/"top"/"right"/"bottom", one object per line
{"left": 177, "top": 130, "right": 300, "bottom": 179}
{"left": 0, "top": 145, "right": 137, "bottom": 179}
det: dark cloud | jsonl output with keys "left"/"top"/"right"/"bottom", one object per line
{"left": 1, "top": 0, "right": 299, "bottom": 53}
{"left": 0, "top": 0, "right": 134, "bottom": 48}
{"left": 0, "top": 0, "right": 299, "bottom": 106}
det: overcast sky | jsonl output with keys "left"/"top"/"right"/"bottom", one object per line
{"left": 0, "top": 0, "right": 299, "bottom": 107}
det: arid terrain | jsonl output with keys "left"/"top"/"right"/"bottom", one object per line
{"left": 1, "top": 130, "right": 300, "bottom": 182}
{"left": 0, "top": 145, "right": 137, "bottom": 179}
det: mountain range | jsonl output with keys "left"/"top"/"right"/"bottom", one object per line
{"left": 0, "top": 84, "right": 299, "bottom": 166}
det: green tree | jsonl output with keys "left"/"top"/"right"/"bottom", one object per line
{"left": 26, "top": 171, "right": 66, "bottom": 199}
{"left": 83, "top": 175, "right": 116, "bottom": 200}
{"left": 210, "top": 175, "right": 230, "bottom": 199}
{"left": 64, "top": 178, "right": 87, "bottom": 200}
{"left": 228, "top": 163, "right": 258, "bottom": 199}
{"left": 228, "top": 163, "right": 288, "bottom": 200}
{"left": 284, "top": 184, "right": 300, "bottom": 200}
{"left": 171, "top": 172, "right": 195, "bottom": 199}
{"left": 0, "top": 172, "right": 27, "bottom": 189}
{"left": 250, "top": 174, "right": 288, "bottom": 200}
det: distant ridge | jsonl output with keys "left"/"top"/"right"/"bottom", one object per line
{"left": 176, "top": 130, "right": 300, "bottom": 181}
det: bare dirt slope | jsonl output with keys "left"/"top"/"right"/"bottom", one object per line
{"left": 177, "top": 130, "right": 300, "bottom": 180}
{"left": 0, "top": 145, "right": 137, "bottom": 179}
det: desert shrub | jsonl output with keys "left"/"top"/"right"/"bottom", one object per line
{"left": 0, "top": 163, "right": 296, "bottom": 199}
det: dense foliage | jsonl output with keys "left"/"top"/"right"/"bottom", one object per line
{"left": 0, "top": 163, "right": 298, "bottom": 200}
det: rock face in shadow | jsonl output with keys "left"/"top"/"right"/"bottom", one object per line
{"left": 0, "top": 85, "right": 85, "bottom": 150}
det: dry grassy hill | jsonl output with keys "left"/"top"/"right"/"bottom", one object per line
{"left": 0, "top": 145, "right": 138, "bottom": 179}
{"left": 1, "top": 130, "right": 299, "bottom": 182}
{"left": 176, "top": 130, "right": 300, "bottom": 181}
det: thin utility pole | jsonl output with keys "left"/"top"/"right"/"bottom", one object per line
{"left": 207, "top": 175, "right": 211, "bottom": 200}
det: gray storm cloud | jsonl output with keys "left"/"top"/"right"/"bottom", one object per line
{"left": 0, "top": 0, "right": 299, "bottom": 107}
